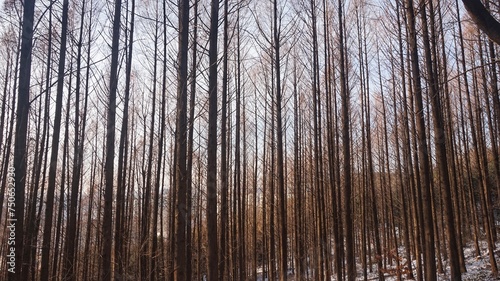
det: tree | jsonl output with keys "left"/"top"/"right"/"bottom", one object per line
{"left": 206, "top": 0, "right": 220, "bottom": 279}
{"left": 114, "top": 0, "right": 135, "bottom": 277}
{"left": 405, "top": 0, "right": 437, "bottom": 279}
{"left": 273, "top": 0, "right": 288, "bottom": 279}
{"left": 39, "top": 0, "right": 70, "bottom": 278}
{"left": 337, "top": 0, "right": 355, "bottom": 279}
{"left": 417, "top": 0, "right": 461, "bottom": 278}
{"left": 12, "top": 0, "right": 36, "bottom": 278}
{"left": 462, "top": 0, "right": 500, "bottom": 45}
{"left": 219, "top": 0, "right": 229, "bottom": 279}
{"left": 102, "top": 0, "right": 123, "bottom": 277}
{"left": 174, "top": 0, "right": 189, "bottom": 279}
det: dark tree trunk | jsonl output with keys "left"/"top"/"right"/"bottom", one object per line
{"left": 114, "top": 0, "right": 134, "bottom": 278}
{"left": 40, "top": 0, "right": 69, "bottom": 278}
{"left": 102, "top": 0, "right": 122, "bottom": 277}
{"left": 206, "top": 0, "right": 219, "bottom": 278}
{"left": 337, "top": 0, "right": 355, "bottom": 279}
{"left": 13, "top": 0, "right": 36, "bottom": 278}
{"left": 185, "top": 1, "right": 198, "bottom": 280}
{"left": 405, "top": 0, "right": 437, "bottom": 279}
{"left": 174, "top": 0, "right": 189, "bottom": 279}
{"left": 417, "top": 0, "right": 461, "bottom": 279}
{"left": 219, "top": 0, "right": 229, "bottom": 279}
{"left": 272, "top": 0, "right": 288, "bottom": 279}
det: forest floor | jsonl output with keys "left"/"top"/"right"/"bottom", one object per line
{"left": 256, "top": 240, "right": 500, "bottom": 280}
{"left": 356, "top": 240, "right": 500, "bottom": 280}
{"left": 364, "top": 240, "right": 500, "bottom": 281}
{"left": 456, "top": 240, "right": 500, "bottom": 281}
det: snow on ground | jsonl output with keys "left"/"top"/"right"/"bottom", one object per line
{"left": 454, "top": 240, "right": 499, "bottom": 281}
{"left": 256, "top": 240, "right": 500, "bottom": 280}
{"left": 357, "top": 240, "right": 500, "bottom": 280}
{"left": 364, "top": 240, "right": 500, "bottom": 281}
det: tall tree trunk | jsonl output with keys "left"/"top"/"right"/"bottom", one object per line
{"left": 54, "top": 90, "right": 70, "bottom": 280}
{"left": 41, "top": 0, "right": 70, "bottom": 277}
{"left": 253, "top": 87, "right": 259, "bottom": 280}
{"left": 152, "top": 7, "right": 167, "bottom": 275}
{"left": 436, "top": 0, "right": 466, "bottom": 272}
{"left": 405, "top": 0, "right": 437, "bottom": 279}
{"left": 388, "top": 49, "right": 405, "bottom": 281}
{"left": 395, "top": 1, "right": 415, "bottom": 278}
{"left": 186, "top": 1, "right": 198, "bottom": 280}
{"left": 417, "top": 0, "right": 461, "bottom": 279}
{"left": 475, "top": 39, "right": 498, "bottom": 274}
{"left": 235, "top": 10, "right": 247, "bottom": 280}
{"left": 102, "top": 0, "right": 122, "bottom": 277}
{"left": 115, "top": 0, "right": 135, "bottom": 278}
{"left": 0, "top": 48, "right": 14, "bottom": 228}
{"left": 219, "top": 0, "right": 229, "bottom": 279}
{"left": 272, "top": 0, "right": 288, "bottom": 279}
{"left": 337, "top": 0, "right": 354, "bottom": 279}
{"left": 141, "top": 8, "right": 160, "bottom": 279}
{"left": 206, "top": 0, "right": 219, "bottom": 278}
{"left": 174, "top": 0, "right": 189, "bottom": 278}
{"left": 293, "top": 56, "right": 306, "bottom": 280}
{"left": 454, "top": 0, "right": 483, "bottom": 259}
{"left": 13, "top": 0, "right": 36, "bottom": 277}
{"left": 324, "top": 10, "right": 343, "bottom": 279}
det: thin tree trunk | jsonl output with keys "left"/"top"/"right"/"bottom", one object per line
{"left": 141, "top": 9, "right": 160, "bottom": 279}
{"left": 115, "top": 0, "right": 134, "bottom": 278}
{"left": 80, "top": 21, "right": 95, "bottom": 278}
{"left": 102, "top": 0, "right": 122, "bottom": 277}
{"left": 474, "top": 40, "right": 498, "bottom": 274}
{"left": 53, "top": 95, "right": 70, "bottom": 279}
{"left": 152, "top": 11, "right": 167, "bottom": 276}
{"left": 271, "top": 0, "right": 288, "bottom": 279}
{"left": 0, "top": 48, "right": 14, "bottom": 227}
{"left": 41, "top": 0, "right": 70, "bottom": 278}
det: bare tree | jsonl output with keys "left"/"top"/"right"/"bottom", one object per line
{"left": 206, "top": 0, "right": 220, "bottom": 279}
{"left": 12, "top": 0, "right": 36, "bottom": 278}
{"left": 174, "top": 0, "right": 189, "bottom": 279}
{"left": 39, "top": 0, "right": 70, "bottom": 278}
{"left": 102, "top": 0, "right": 123, "bottom": 278}
{"left": 405, "top": 0, "right": 437, "bottom": 279}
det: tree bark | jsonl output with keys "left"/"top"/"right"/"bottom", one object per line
{"left": 418, "top": 0, "right": 461, "bottom": 279}
{"left": 206, "top": 0, "right": 220, "bottom": 279}
{"left": 13, "top": 0, "right": 36, "bottom": 277}
{"left": 40, "top": 0, "right": 70, "bottom": 278}
{"left": 174, "top": 0, "right": 189, "bottom": 279}
{"left": 102, "top": 0, "right": 122, "bottom": 277}
{"left": 338, "top": 0, "right": 355, "bottom": 279}
{"left": 405, "top": 0, "right": 437, "bottom": 279}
